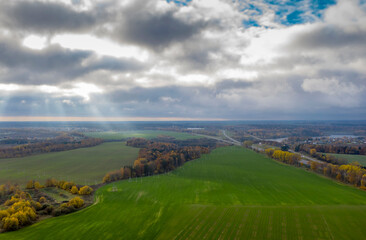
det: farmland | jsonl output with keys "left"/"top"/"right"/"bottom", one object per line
{"left": 330, "top": 153, "right": 366, "bottom": 167}
{"left": 0, "top": 142, "right": 138, "bottom": 186}
{"left": 2, "top": 146, "right": 366, "bottom": 239}
{"left": 84, "top": 130, "right": 202, "bottom": 140}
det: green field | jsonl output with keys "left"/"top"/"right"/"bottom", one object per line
{"left": 84, "top": 130, "right": 201, "bottom": 140}
{"left": 2, "top": 146, "right": 366, "bottom": 239}
{"left": 330, "top": 153, "right": 366, "bottom": 166}
{"left": 0, "top": 142, "right": 138, "bottom": 186}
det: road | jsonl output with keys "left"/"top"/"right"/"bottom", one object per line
{"left": 221, "top": 130, "right": 241, "bottom": 145}
{"left": 245, "top": 132, "right": 324, "bottom": 165}
{"left": 288, "top": 149, "right": 324, "bottom": 164}
{"left": 192, "top": 131, "right": 241, "bottom": 146}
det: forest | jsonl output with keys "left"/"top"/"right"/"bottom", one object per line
{"left": 296, "top": 144, "right": 366, "bottom": 155}
{"left": 0, "top": 138, "right": 103, "bottom": 159}
{"left": 103, "top": 138, "right": 210, "bottom": 183}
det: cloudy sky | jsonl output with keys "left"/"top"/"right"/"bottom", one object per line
{"left": 0, "top": 0, "right": 365, "bottom": 121}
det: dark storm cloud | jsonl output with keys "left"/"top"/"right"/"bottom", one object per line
{"left": 109, "top": 1, "right": 209, "bottom": 50}
{"left": 0, "top": 39, "right": 145, "bottom": 85}
{"left": 84, "top": 56, "right": 145, "bottom": 73}
{"left": 171, "top": 36, "right": 223, "bottom": 72}
{"left": 120, "top": 12, "right": 205, "bottom": 49}
{"left": 104, "top": 85, "right": 226, "bottom": 118}
{"left": 0, "top": 40, "right": 90, "bottom": 72}
{"left": 0, "top": 1, "right": 100, "bottom": 33}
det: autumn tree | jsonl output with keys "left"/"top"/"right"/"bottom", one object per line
{"left": 71, "top": 186, "right": 79, "bottom": 194}
{"left": 45, "top": 178, "right": 58, "bottom": 187}
{"left": 2, "top": 216, "right": 19, "bottom": 231}
{"left": 34, "top": 181, "right": 43, "bottom": 189}
{"left": 68, "top": 197, "right": 84, "bottom": 208}
{"left": 309, "top": 148, "right": 317, "bottom": 156}
{"left": 310, "top": 161, "right": 318, "bottom": 171}
{"left": 39, "top": 197, "right": 47, "bottom": 203}
{"left": 25, "top": 180, "right": 34, "bottom": 189}
{"left": 78, "top": 186, "right": 93, "bottom": 195}
{"left": 361, "top": 174, "right": 366, "bottom": 190}
{"left": 103, "top": 173, "right": 111, "bottom": 183}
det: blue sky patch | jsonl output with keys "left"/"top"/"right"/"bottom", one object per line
{"left": 166, "top": 0, "right": 192, "bottom": 6}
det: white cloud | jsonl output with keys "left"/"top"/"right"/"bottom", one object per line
{"left": 1, "top": 83, "right": 103, "bottom": 102}
{"left": 51, "top": 34, "right": 149, "bottom": 61}
{"left": 0, "top": 83, "right": 20, "bottom": 91}
{"left": 22, "top": 35, "right": 48, "bottom": 50}
{"left": 218, "top": 68, "right": 258, "bottom": 81}
{"left": 325, "top": 0, "right": 366, "bottom": 32}
{"left": 160, "top": 96, "right": 180, "bottom": 103}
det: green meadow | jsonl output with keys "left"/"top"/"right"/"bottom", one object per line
{"left": 2, "top": 146, "right": 366, "bottom": 239}
{"left": 84, "top": 130, "right": 201, "bottom": 140}
{"left": 0, "top": 142, "right": 138, "bottom": 186}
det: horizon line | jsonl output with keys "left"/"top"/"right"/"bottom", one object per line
{"left": 0, "top": 116, "right": 365, "bottom": 122}
{"left": 0, "top": 116, "right": 230, "bottom": 122}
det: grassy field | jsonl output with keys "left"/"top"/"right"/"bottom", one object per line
{"left": 39, "top": 188, "right": 75, "bottom": 203}
{"left": 330, "top": 153, "right": 366, "bottom": 166}
{"left": 84, "top": 130, "right": 201, "bottom": 140}
{"left": 0, "top": 142, "right": 138, "bottom": 186}
{"left": 2, "top": 146, "right": 366, "bottom": 239}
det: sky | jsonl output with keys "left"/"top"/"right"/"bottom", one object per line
{"left": 0, "top": 0, "right": 366, "bottom": 121}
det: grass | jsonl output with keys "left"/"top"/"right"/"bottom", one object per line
{"left": 39, "top": 188, "right": 74, "bottom": 203}
{"left": 84, "top": 130, "right": 202, "bottom": 140}
{"left": 0, "top": 142, "right": 139, "bottom": 186}
{"left": 2, "top": 146, "right": 366, "bottom": 239}
{"left": 330, "top": 153, "right": 366, "bottom": 166}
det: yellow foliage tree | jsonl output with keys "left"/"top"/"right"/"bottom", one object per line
{"left": 68, "top": 197, "right": 84, "bottom": 208}
{"left": 2, "top": 216, "right": 19, "bottom": 231}
{"left": 310, "top": 148, "right": 317, "bottom": 156}
{"left": 34, "top": 181, "right": 43, "bottom": 189}
{"left": 0, "top": 210, "right": 9, "bottom": 221}
{"left": 25, "top": 180, "right": 34, "bottom": 189}
{"left": 78, "top": 186, "right": 93, "bottom": 195}
{"left": 71, "top": 186, "right": 79, "bottom": 194}
{"left": 103, "top": 173, "right": 111, "bottom": 183}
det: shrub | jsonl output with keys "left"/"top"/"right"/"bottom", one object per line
{"left": 25, "top": 180, "right": 34, "bottom": 189}
{"left": 68, "top": 197, "right": 84, "bottom": 209}
{"left": 71, "top": 186, "right": 79, "bottom": 194}
{"left": 2, "top": 216, "right": 19, "bottom": 231}
{"left": 34, "top": 181, "right": 43, "bottom": 189}
{"left": 78, "top": 186, "right": 93, "bottom": 195}
{"left": 0, "top": 210, "right": 9, "bottom": 221}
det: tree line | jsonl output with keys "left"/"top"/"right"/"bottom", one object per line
{"left": 294, "top": 145, "right": 365, "bottom": 165}
{"left": 296, "top": 144, "right": 366, "bottom": 156}
{"left": 26, "top": 179, "right": 93, "bottom": 196}
{"left": 0, "top": 138, "right": 103, "bottom": 159}
{"left": 265, "top": 149, "right": 366, "bottom": 190}
{"left": 103, "top": 138, "right": 210, "bottom": 183}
